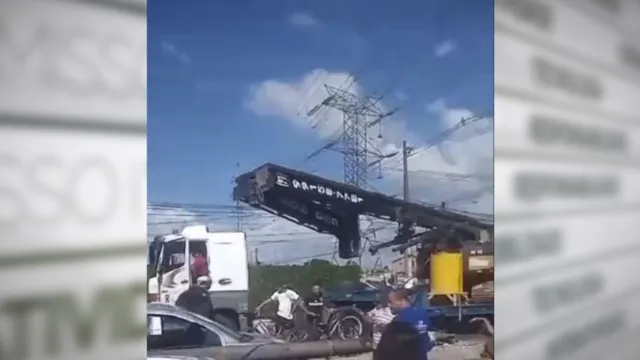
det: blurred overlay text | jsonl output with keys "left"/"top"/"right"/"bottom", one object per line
{"left": 0, "top": 1, "right": 146, "bottom": 360}
{"left": 496, "top": 0, "right": 640, "bottom": 359}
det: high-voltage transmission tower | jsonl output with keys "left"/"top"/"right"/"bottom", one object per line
{"left": 306, "top": 84, "right": 398, "bottom": 188}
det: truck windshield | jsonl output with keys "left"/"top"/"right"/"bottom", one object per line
{"left": 159, "top": 240, "right": 208, "bottom": 274}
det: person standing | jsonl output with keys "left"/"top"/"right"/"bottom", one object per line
{"left": 304, "top": 284, "right": 325, "bottom": 322}
{"left": 387, "top": 289, "right": 433, "bottom": 360}
{"left": 191, "top": 252, "right": 208, "bottom": 279}
{"left": 255, "top": 285, "right": 315, "bottom": 333}
{"left": 175, "top": 275, "right": 215, "bottom": 320}
{"left": 365, "top": 289, "right": 395, "bottom": 349}
{"left": 373, "top": 320, "right": 423, "bottom": 360}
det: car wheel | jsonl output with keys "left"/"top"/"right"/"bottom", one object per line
{"left": 213, "top": 313, "right": 239, "bottom": 331}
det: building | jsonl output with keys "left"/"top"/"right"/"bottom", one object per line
{"left": 391, "top": 254, "right": 416, "bottom": 282}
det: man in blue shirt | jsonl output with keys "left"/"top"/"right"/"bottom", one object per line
{"left": 388, "top": 288, "right": 433, "bottom": 360}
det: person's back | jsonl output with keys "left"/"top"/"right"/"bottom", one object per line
{"left": 175, "top": 277, "right": 215, "bottom": 319}
{"left": 394, "top": 306, "right": 433, "bottom": 358}
{"left": 374, "top": 321, "right": 423, "bottom": 360}
{"left": 272, "top": 288, "right": 299, "bottom": 320}
{"left": 388, "top": 289, "right": 433, "bottom": 360}
{"left": 267, "top": 287, "right": 300, "bottom": 332}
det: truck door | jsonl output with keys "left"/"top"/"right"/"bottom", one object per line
{"left": 206, "top": 233, "right": 249, "bottom": 292}
{"left": 157, "top": 239, "right": 191, "bottom": 304}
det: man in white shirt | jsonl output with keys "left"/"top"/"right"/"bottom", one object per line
{"left": 255, "top": 285, "right": 314, "bottom": 333}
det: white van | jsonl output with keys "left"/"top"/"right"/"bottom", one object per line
{"left": 147, "top": 225, "right": 249, "bottom": 330}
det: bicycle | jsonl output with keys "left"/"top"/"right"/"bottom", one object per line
{"left": 251, "top": 310, "right": 311, "bottom": 342}
{"left": 308, "top": 305, "right": 368, "bottom": 341}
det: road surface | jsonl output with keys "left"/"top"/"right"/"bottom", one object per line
{"left": 324, "top": 338, "right": 487, "bottom": 360}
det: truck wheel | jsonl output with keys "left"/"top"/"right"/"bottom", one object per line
{"left": 213, "top": 313, "right": 239, "bottom": 331}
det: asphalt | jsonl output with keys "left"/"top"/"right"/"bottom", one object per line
{"left": 316, "top": 337, "right": 488, "bottom": 360}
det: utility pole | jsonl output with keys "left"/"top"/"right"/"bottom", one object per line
{"left": 254, "top": 248, "right": 260, "bottom": 265}
{"left": 235, "top": 162, "right": 242, "bottom": 231}
{"left": 403, "top": 141, "right": 410, "bottom": 201}
{"left": 235, "top": 200, "right": 241, "bottom": 231}
{"left": 402, "top": 140, "right": 411, "bottom": 279}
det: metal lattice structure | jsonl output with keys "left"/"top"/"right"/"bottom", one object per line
{"left": 306, "top": 85, "right": 397, "bottom": 188}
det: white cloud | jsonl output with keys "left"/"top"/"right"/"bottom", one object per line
{"left": 246, "top": 69, "right": 355, "bottom": 139}
{"left": 433, "top": 39, "right": 457, "bottom": 58}
{"left": 246, "top": 69, "right": 494, "bottom": 216}
{"left": 161, "top": 41, "right": 191, "bottom": 64}
{"left": 154, "top": 70, "right": 492, "bottom": 265}
{"left": 289, "top": 12, "right": 318, "bottom": 27}
{"left": 394, "top": 90, "right": 408, "bottom": 101}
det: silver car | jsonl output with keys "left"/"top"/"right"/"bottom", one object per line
{"left": 148, "top": 303, "right": 368, "bottom": 360}
{"left": 147, "top": 302, "right": 282, "bottom": 352}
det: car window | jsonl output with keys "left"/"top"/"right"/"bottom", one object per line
{"left": 147, "top": 315, "right": 222, "bottom": 350}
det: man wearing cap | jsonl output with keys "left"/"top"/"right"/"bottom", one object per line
{"left": 175, "top": 275, "right": 215, "bottom": 320}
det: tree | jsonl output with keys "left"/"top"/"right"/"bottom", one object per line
{"left": 248, "top": 261, "right": 361, "bottom": 309}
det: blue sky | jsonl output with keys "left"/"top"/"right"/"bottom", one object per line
{"left": 148, "top": 0, "right": 494, "bottom": 262}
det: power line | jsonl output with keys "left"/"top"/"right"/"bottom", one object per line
{"left": 305, "top": 85, "right": 398, "bottom": 188}
{"left": 234, "top": 162, "right": 243, "bottom": 231}
{"left": 269, "top": 252, "right": 336, "bottom": 265}
{"left": 407, "top": 113, "right": 493, "bottom": 160}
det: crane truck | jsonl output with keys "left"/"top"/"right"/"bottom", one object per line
{"left": 147, "top": 225, "right": 250, "bottom": 331}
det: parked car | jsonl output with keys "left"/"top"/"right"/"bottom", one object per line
{"left": 148, "top": 303, "right": 370, "bottom": 360}
{"left": 147, "top": 302, "right": 282, "bottom": 352}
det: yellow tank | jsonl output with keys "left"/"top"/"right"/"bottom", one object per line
{"left": 430, "top": 251, "right": 464, "bottom": 295}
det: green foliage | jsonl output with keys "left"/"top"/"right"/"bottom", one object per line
{"left": 248, "top": 259, "right": 361, "bottom": 309}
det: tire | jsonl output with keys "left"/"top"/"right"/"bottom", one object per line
{"left": 335, "top": 315, "right": 364, "bottom": 340}
{"left": 213, "top": 313, "right": 239, "bottom": 331}
{"left": 327, "top": 307, "right": 368, "bottom": 340}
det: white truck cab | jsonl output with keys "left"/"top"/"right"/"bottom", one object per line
{"left": 147, "top": 225, "right": 249, "bottom": 330}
